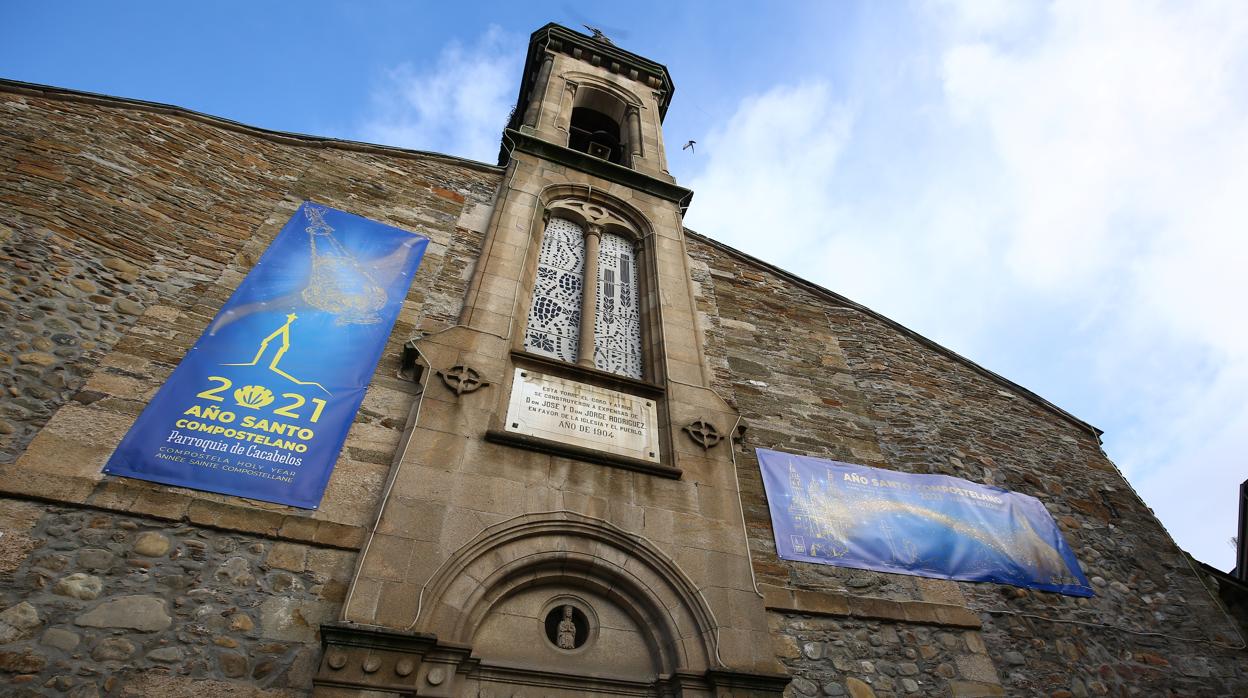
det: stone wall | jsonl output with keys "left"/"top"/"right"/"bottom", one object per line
{"left": 0, "top": 83, "right": 500, "bottom": 466}
{"left": 687, "top": 233, "right": 1247, "bottom": 697}
{"left": 5, "top": 75, "right": 1246, "bottom": 698}
{"left": 0, "top": 198, "right": 199, "bottom": 466}
{"left": 771, "top": 613, "right": 993, "bottom": 698}
{"left": 0, "top": 499, "right": 350, "bottom": 697}
{"left": 0, "top": 83, "right": 501, "bottom": 536}
{"left": 0, "top": 82, "right": 503, "bottom": 694}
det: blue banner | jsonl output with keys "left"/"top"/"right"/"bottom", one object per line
{"left": 104, "top": 202, "right": 428, "bottom": 508}
{"left": 757, "top": 448, "right": 1093, "bottom": 596}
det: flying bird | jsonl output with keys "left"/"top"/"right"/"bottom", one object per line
{"left": 682, "top": 140, "right": 696, "bottom": 153}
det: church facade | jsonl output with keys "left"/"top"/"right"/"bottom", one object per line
{"left": 0, "top": 23, "right": 1243, "bottom": 697}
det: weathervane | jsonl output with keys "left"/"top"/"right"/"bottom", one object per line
{"left": 583, "top": 24, "right": 614, "bottom": 45}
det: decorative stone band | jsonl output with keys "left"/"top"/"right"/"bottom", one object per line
{"left": 485, "top": 429, "right": 680, "bottom": 479}
{"left": 505, "top": 129, "right": 693, "bottom": 210}
{"left": 315, "top": 622, "right": 477, "bottom": 698}
{"left": 759, "top": 584, "right": 983, "bottom": 630}
{"left": 316, "top": 622, "right": 792, "bottom": 697}
{"left": 0, "top": 468, "right": 370, "bottom": 549}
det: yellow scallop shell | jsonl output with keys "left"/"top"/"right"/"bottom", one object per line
{"left": 233, "top": 384, "right": 275, "bottom": 409}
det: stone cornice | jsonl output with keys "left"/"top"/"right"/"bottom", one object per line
{"left": 504, "top": 128, "right": 693, "bottom": 211}
{"left": 760, "top": 584, "right": 983, "bottom": 629}
{"left": 511, "top": 23, "right": 675, "bottom": 126}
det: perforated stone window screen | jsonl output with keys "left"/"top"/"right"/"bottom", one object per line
{"left": 594, "top": 232, "right": 642, "bottom": 379}
{"left": 524, "top": 215, "right": 645, "bottom": 381}
{"left": 523, "top": 217, "right": 584, "bottom": 363}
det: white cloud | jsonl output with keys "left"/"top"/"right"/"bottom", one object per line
{"left": 936, "top": 0, "right": 1248, "bottom": 568}
{"left": 684, "top": 83, "right": 854, "bottom": 264}
{"left": 932, "top": 0, "right": 1044, "bottom": 37}
{"left": 941, "top": 1, "right": 1248, "bottom": 291}
{"left": 683, "top": 0, "right": 1248, "bottom": 568}
{"left": 360, "top": 26, "right": 521, "bottom": 162}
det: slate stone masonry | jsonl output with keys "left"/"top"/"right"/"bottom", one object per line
{"left": 0, "top": 500, "right": 353, "bottom": 696}
{"left": 687, "top": 233, "right": 1247, "bottom": 697}
{"left": 2, "top": 71, "right": 1246, "bottom": 697}
{"left": 0, "top": 82, "right": 503, "bottom": 695}
{"left": 0, "top": 83, "right": 501, "bottom": 471}
{"left": 0, "top": 221, "right": 198, "bottom": 465}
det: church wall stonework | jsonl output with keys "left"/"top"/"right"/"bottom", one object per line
{"left": 0, "top": 84, "right": 501, "bottom": 535}
{"left": 2, "top": 23, "right": 1247, "bottom": 695}
{"left": 687, "top": 234, "right": 1247, "bottom": 696}
{"left": 0, "top": 498, "right": 344, "bottom": 697}
{"left": 0, "top": 84, "right": 502, "bottom": 695}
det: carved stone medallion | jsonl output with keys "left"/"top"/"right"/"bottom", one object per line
{"left": 438, "top": 365, "right": 489, "bottom": 396}
{"left": 683, "top": 419, "right": 723, "bottom": 450}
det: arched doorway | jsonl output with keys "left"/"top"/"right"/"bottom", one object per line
{"left": 417, "top": 512, "right": 718, "bottom": 695}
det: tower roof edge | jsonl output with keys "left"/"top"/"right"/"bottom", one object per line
{"left": 506, "top": 23, "right": 676, "bottom": 139}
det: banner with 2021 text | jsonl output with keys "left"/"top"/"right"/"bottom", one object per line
{"left": 758, "top": 448, "right": 1093, "bottom": 596}
{"left": 104, "top": 202, "right": 428, "bottom": 508}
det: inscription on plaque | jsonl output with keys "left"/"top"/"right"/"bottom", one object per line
{"left": 505, "top": 369, "right": 660, "bottom": 462}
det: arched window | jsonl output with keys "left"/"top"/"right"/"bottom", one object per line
{"left": 523, "top": 217, "right": 584, "bottom": 364}
{"left": 594, "top": 232, "right": 642, "bottom": 378}
{"left": 523, "top": 200, "right": 645, "bottom": 380}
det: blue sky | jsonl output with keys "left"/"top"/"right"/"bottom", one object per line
{"left": 4, "top": 1, "right": 1246, "bottom": 569}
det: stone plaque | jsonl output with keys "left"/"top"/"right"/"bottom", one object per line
{"left": 505, "top": 369, "right": 659, "bottom": 462}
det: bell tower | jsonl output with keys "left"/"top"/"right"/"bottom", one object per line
{"left": 317, "top": 24, "right": 789, "bottom": 697}
{"left": 503, "top": 24, "right": 678, "bottom": 182}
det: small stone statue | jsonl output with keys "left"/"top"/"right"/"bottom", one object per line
{"left": 556, "top": 605, "right": 577, "bottom": 649}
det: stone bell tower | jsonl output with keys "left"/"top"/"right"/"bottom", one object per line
{"left": 315, "top": 24, "right": 789, "bottom": 697}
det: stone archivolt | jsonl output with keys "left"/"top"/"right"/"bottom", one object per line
{"left": 420, "top": 511, "right": 717, "bottom": 670}
{"left": 540, "top": 183, "right": 650, "bottom": 241}
{"left": 315, "top": 512, "right": 765, "bottom": 696}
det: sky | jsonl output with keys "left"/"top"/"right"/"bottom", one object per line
{"left": 2, "top": 1, "right": 1246, "bottom": 569}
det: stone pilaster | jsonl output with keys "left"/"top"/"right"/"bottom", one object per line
{"left": 522, "top": 53, "right": 553, "bottom": 130}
